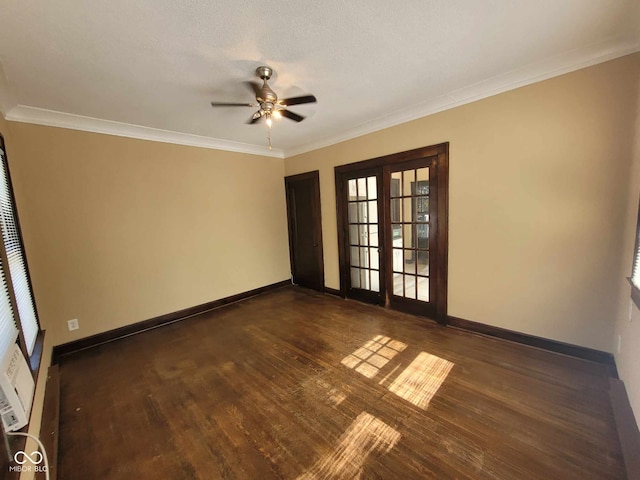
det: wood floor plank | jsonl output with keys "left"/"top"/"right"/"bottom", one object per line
{"left": 57, "top": 286, "right": 625, "bottom": 479}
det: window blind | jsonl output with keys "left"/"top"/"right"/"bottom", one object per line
{"left": 0, "top": 254, "right": 18, "bottom": 362}
{"left": 0, "top": 147, "right": 38, "bottom": 354}
{"left": 633, "top": 240, "right": 640, "bottom": 290}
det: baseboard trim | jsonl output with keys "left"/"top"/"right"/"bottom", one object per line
{"left": 447, "top": 315, "right": 618, "bottom": 377}
{"left": 323, "top": 287, "right": 343, "bottom": 297}
{"left": 609, "top": 378, "right": 640, "bottom": 480}
{"left": 52, "top": 279, "right": 292, "bottom": 363}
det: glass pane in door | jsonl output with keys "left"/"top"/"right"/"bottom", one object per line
{"left": 389, "top": 167, "right": 430, "bottom": 301}
{"left": 347, "top": 175, "right": 380, "bottom": 292}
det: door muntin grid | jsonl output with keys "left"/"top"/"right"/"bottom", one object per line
{"left": 390, "top": 167, "right": 429, "bottom": 301}
{"left": 347, "top": 176, "right": 380, "bottom": 292}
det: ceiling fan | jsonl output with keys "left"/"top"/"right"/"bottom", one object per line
{"left": 210, "top": 66, "right": 317, "bottom": 149}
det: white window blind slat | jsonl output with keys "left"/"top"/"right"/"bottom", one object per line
{"left": 0, "top": 253, "right": 18, "bottom": 360}
{"left": 0, "top": 147, "right": 38, "bottom": 355}
{"left": 632, "top": 246, "right": 640, "bottom": 290}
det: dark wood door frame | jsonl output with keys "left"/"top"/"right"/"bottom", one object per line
{"left": 335, "top": 143, "right": 449, "bottom": 323}
{"left": 285, "top": 171, "right": 325, "bottom": 292}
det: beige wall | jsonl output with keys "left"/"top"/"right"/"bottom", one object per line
{"left": 0, "top": 117, "right": 289, "bottom": 480}
{"left": 613, "top": 68, "right": 640, "bottom": 419}
{"left": 285, "top": 53, "right": 640, "bottom": 352}
{"left": 3, "top": 123, "right": 290, "bottom": 347}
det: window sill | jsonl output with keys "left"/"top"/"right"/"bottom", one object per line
{"left": 29, "top": 329, "right": 45, "bottom": 379}
{"left": 627, "top": 277, "right": 640, "bottom": 311}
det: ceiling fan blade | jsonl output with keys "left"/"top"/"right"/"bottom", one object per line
{"left": 280, "top": 95, "right": 317, "bottom": 106}
{"left": 211, "top": 102, "right": 256, "bottom": 107}
{"left": 280, "top": 109, "right": 305, "bottom": 122}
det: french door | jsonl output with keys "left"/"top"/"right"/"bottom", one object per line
{"left": 338, "top": 167, "right": 385, "bottom": 305}
{"left": 336, "top": 144, "right": 448, "bottom": 322}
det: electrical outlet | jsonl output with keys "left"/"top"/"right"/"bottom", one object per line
{"left": 617, "top": 335, "right": 622, "bottom": 354}
{"left": 67, "top": 319, "right": 79, "bottom": 331}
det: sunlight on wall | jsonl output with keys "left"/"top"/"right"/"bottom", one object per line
{"left": 340, "top": 335, "right": 408, "bottom": 378}
{"left": 387, "top": 352, "right": 454, "bottom": 409}
{"left": 297, "top": 412, "right": 401, "bottom": 479}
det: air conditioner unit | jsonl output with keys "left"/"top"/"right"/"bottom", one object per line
{"left": 0, "top": 344, "right": 34, "bottom": 432}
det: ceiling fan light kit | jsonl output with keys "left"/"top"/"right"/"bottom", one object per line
{"left": 211, "top": 66, "right": 317, "bottom": 150}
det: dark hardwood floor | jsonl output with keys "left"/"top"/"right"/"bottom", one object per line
{"left": 57, "top": 286, "right": 624, "bottom": 479}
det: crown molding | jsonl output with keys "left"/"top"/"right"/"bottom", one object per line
{"left": 4, "top": 106, "right": 284, "bottom": 158}
{"left": 283, "top": 37, "right": 640, "bottom": 158}
{"left": 2, "top": 37, "right": 638, "bottom": 160}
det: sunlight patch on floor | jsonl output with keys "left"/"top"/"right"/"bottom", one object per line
{"left": 327, "top": 388, "right": 347, "bottom": 406}
{"left": 297, "top": 412, "right": 401, "bottom": 479}
{"left": 340, "top": 335, "right": 407, "bottom": 379}
{"left": 386, "top": 352, "right": 454, "bottom": 409}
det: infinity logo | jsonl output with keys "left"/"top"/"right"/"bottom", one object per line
{"left": 13, "top": 450, "right": 43, "bottom": 465}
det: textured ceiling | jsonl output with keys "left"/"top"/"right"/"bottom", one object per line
{"left": 0, "top": 0, "right": 639, "bottom": 157}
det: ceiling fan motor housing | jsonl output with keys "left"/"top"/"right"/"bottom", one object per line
{"left": 256, "top": 66, "right": 277, "bottom": 104}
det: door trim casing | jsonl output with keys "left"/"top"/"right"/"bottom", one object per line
{"left": 335, "top": 143, "right": 449, "bottom": 323}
